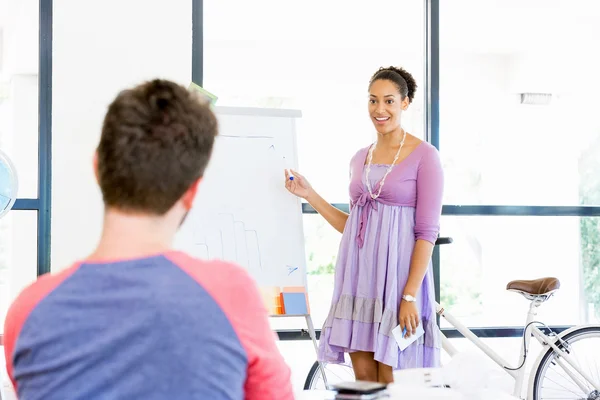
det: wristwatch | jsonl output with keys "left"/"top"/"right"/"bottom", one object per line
{"left": 402, "top": 294, "right": 417, "bottom": 303}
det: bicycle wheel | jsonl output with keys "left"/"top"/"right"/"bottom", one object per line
{"left": 303, "top": 360, "right": 355, "bottom": 390}
{"left": 531, "top": 326, "right": 600, "bottom": 400}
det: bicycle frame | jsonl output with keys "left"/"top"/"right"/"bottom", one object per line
{"left": 436, "top": 299, "right": 600, "bottom": 398}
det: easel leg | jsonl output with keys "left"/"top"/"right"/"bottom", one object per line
{"left": 305, "top": 314, "right": 328, "bottom": 389}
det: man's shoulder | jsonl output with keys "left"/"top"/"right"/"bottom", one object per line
{"left": 164, "top": 251, "right": 265, "bottom": 324}
{"left": 164, "top": 251, "right": 256, "bottom": 291}
{"left": 7, "top": 264, "right": 81, "bottom": 319}
{"left": 3, "top": 263, "right": 81, "bottom": 370}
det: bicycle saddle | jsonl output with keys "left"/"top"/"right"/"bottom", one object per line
{"left": 506, "top": 277, "right": 560, "bottom": 298}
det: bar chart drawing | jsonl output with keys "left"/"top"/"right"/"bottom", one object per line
{"left": 192, "top": 213, "right": 263, "bottom": 272}
{"left": 174, "top": 106, "right": 308, "bottom": 292}
{"left": 194, "top": 238, "right": 210, "bottom": 259}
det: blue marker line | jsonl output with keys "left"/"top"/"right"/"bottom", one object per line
{"left": 287, "top": 266, "right": 298, "bottom": 275}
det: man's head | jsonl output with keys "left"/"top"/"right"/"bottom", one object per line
{"left": 95, "top": 79, "right": 218, "bottom": 222}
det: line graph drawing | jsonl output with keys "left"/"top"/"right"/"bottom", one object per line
{"left": 192, "top": 213, "right": 263, "bottom": 271}
{"left": 172, "top": 115, "right": 308, "bottom": 292}
{"left": 193, "top": 237, "right": 210, "bottom": 259}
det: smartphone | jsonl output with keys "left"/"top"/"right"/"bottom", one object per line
{"left": 334, "top": 393, "right": 387, "bottom": 399}
{"left": 331, "top": 380, "right": 388, "bottom": 398}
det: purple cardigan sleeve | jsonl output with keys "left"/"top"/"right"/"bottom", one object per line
{"left": 414, "top": 145, "right": 444, "bottom": 244}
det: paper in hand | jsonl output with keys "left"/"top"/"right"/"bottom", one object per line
{"left": 392, "top": 323, "right": 424, "bottom": 351}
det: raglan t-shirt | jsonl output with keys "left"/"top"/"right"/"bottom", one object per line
{"left": 3, "top": 251, "right": 294, "bottom": 400}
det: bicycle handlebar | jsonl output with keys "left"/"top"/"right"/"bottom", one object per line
{"left": 435, "top": 237, "right": 453, "bottom": 246}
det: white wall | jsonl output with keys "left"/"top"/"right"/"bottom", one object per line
{"left": 0, "top": 0, "right": 38, "bottom": 197}
{"left": 0, "top": 0, "right": 39, "bottom": 336}
{"left": 51, "top": 0, "right": 193, "bottom": 270}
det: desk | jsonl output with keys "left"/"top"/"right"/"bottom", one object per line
{"left": 296, "top": 388, "right": 463, "bottom": 399}
{"left": 297, "top": 390, "right": 336, "bottom": 399}
{"left": 297, "top": 388, "right": 518, "bottom": 400}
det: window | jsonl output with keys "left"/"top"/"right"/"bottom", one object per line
{"left": 0, "top": 0, "right": 39, "bottom": 198}
{"left": 304, "top": 214, "right": 341, "bottom": 328}
{"left": 0, "top": 1, "right": 40, "bottom": 330}
{"left": 440, "top": 218, "right": 600, "bottom": 328}
{"left": 205, "top": 0, "right": 426, "bottom": 329}
{"left": 50, "top": 0, "right": 193, "bottom": 269}
{"left": 205, "top": 1, "right": 426, "bottom": 330}
{"left": 204, "top": 0, "right": 426, "bottom": 204}
{"left": 439, "top": 0, "right": 600, "bottom": 206}
{"left": 437, "top": 0, "right": 600, "bottom": 336}
{"left": 0, "top": 211, "right": 38, "bottom": 333}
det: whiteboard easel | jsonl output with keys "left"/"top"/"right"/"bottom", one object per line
{"left": 271, "top": 314, "right": 328, "bottom": 387}
{"left": 173, "top": 106, "right": 326, "bottom": 384}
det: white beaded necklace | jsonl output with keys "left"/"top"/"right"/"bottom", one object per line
{"left": 365, "top": 129, "right": 407, "bottom": 200}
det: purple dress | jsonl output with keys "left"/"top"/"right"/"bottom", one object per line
{"left": 318, "top": 141, "right": 444, "bottom": 369}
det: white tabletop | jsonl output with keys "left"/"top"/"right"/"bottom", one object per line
{"left": 296, "top": 388, "right": 462, "bottom": 399}
{"left": 296, "top": 387, "right": 518, "bottom": 400}
{"left": 296, "top": 390, "right": 336, "bottom": 400}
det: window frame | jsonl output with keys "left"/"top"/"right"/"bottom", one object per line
{"left": 25, "top": 0, "right": 600, "bottom": 341}
{"left": 11, "top": 0, "right": 52, "bottom": 277}
{"left": 287, "top": 0, "right": 600, "bottom": 339}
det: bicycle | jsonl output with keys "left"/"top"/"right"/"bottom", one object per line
{"left": 303, "top": 237, "right": 600, "bottom": 400}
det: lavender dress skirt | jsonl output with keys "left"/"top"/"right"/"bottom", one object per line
{"left": 317, "top": 169, "right": 441, "bottom": 369}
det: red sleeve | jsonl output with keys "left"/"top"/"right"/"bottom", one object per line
{"left": 3, "top": 264, "right": 80, "bottom": 391}
{"left": 414, "top": 145, "right": 444, "bottom": 244}
{"left": 168, "top": 253, "right": 294, "bottom": 400}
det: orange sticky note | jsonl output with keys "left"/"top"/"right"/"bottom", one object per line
{"left": 282, "top": 286, "right": 306, "bottom": 293}
{"left": 260, "top": 287, "right": 282, "bottom": 315}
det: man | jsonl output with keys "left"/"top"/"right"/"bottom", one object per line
{"left": 3, "top": 80, "right": 294, "bottom": 399}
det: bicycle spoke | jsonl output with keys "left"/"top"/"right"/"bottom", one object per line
{"left": 323, "top": 367, "right": 351, "bottom": 382}
{"left": 542, "top": 371, "right": 585, "bottom": 397}
{"left": 542, "top": 380, "right": 585, "bottom": 397}
{"left": 534, "top": 328, "right": 600, "bottom": 400}
{"left": 307, "top": 362, "right": 355, "bottom": 390}
{"left": 540, "top": 397, "right": 587, "bottom": 400}
{"left": 549, "top": 360, "right": 591, "bottom": 394}
{"left": 593, "top": 355, "right": 600, "bottom": 388}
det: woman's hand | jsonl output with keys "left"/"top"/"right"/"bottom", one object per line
{"left": 399, "top": 300, "right": 420, "bottom": 337}
{"left": 284, "top": 169, "right": 313, "bottom": 200}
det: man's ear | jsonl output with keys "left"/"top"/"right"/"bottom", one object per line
{"left": 182, "top": 178, "right": 202, "bottom": 210}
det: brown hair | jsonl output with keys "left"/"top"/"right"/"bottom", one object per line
{"left": 96, "top": 79, "right": 218, "bottom": 214}
{"left": 369, "top": 66, "right": 417, "bottom": 103}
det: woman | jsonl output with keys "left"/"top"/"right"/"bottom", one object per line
{"left": 285, "top": 66, "right": 444, "bottom": 384}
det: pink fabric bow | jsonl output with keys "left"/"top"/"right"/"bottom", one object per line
{"left": 355, "top": 191, "right": 378, "bottom": 248}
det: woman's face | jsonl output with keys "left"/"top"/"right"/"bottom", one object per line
{"left": 368, "top": 79, "right": 409, "bottom": 135}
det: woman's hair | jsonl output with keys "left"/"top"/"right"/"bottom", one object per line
{"left": 369, "top": 66, "right": 417, "bottom": 103}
